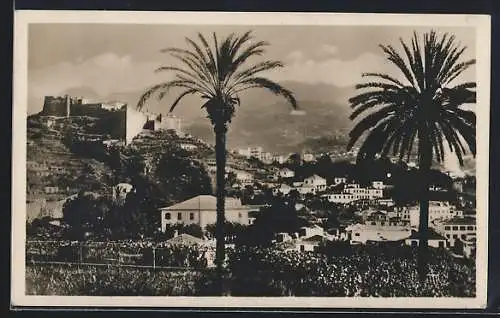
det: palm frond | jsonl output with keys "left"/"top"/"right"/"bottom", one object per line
{"left": 362, "top": 72, "right": 406, "bottom": 88}
{"left": 169, "top": 88, "right": 199, "bottom": 112}
{"left": 234, "top": 77, "right": 297, "bottom": 109}
{"left": 137, "top": 81, "right": 195, "bottom": 110}
{"left": 348, "top": 106, "right": 397, "bottom": 150}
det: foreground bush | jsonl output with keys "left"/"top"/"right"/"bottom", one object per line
{"left": 26, "top": 245, "right": 475, "bottom": 297}
{"left": 227, "top": 245, "right": 476, "bottom": 297}
{"left": 26, "top": 264, "right": 214, "bottom": 296}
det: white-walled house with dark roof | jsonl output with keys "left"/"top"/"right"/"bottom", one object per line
{"left": 158, "top": 195, "right": 259, "bottom": 231}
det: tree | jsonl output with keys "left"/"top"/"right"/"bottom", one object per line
{"left": 138, "top": 31, "right": 297, "bottom": 291}
{"left": 62, "top": 192, "right": 111, "bottom": 239}
{"left": 347, "top": 30, "right": 476, "bottom": 280}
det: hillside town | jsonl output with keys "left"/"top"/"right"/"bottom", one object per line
{"left": 26, "top": 102, "right": 477, "bottom": 263}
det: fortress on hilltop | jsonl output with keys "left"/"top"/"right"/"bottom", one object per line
{"left": 40, "top": 94, "right": 182, "bottom": 144}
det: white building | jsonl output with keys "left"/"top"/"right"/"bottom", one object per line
{"left": 237, "top": 148, "right": 251, "bottom": 157}
{"left": 434, "top": 217, "right": 476, "bottom": 250}
{"left": 296, "top": 235, "right": 325, "bottom": 252}
{"left": 102, "top": 101, "right": 127, "bottom": 111}
{"left": 158, "top": 195, "right": 257, "bottom": 231}
{"left": 407, "top": 201, "right": 462, "bottom": 228}
{"left": 302, "top": 174, "right": 327, "bottom": 192}
{"left": 299, "top": 225, "right": 325, "bottom": 238}
{"left": 322, "top": 193, "right": 356, "bottom": 204}
{"left": 277, "top": 168, "right": 295, "bottom": 179}
{"left": 234, "top": 170, "right": 254, "bottom": 185}
{"left": 112, "top": 183, "right": 134, "bottom": 203}
{"left": 260, "top": 152, "right": 274, "bottom": 164}
{"left": 404, "top": 229, "right": 447, "bottom": 248}
{"left": 333, "top": 177, "right": 347, "bottom": 185}
{"left": 273, "top": 184, "right": 293, "bottom": 196}
{"left": 156, "top": 113, "right": 182, "bottom": 132}
{"left": 272, "top": 155, "right": 287, "bottom": 164}
{"left": 180, "top": 143, "right": 197, "bottom": 151}
{"left": 371, "top": 181, "right": 385, "bottom": 189}
{"left": 346, "top": 222, "right": 412, "bottom": 245}
{"left": 302, "top": 153, "right": 316, "bottom": 162}
{"left": 377, "top": 198, "right": 395, "bottom": 207}
{"left": 297, "top": 185, "right": 317, "bottom": 195}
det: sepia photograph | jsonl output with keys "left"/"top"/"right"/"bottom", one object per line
{"left": 11, "top": 11, "right": 490, "bottom": 309}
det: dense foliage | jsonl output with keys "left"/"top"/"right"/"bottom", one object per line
{"left": 26, "top": 245, "right": 475, "bottom": 297}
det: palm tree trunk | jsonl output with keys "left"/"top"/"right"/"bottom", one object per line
{"left": 214, "top": 124, "right": 227, "bottom": 294}
{"left": 417, "top": 140, "right": 432, "bottom": 281}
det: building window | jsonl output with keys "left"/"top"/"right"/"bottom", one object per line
{"left": 238, "top": 213, "right": 242, "bottom": 218}
{"left": 178, "top": 212, "right": 182, "bottom": 220}
{"left": 371, "top": 222, "right": 376, "bottom": 226}
{"left": 354, "top": 233, "right": 360, "bottom": 237}
{"left": 165, "top": 213, "right": 171, "bottom": 220}
{"left": 467, "top": 226, "right": 474, "bottom": 231}
{"left": 300, "top": 245, "right": 305, "bottom": 252}
{"left": 189, "top": 213, "right": 194, "bottom": 220}
{"left": 453, "top": 234, "right": 458, "bottom": 239}
{"left": 459, "top": 226, "right": 466, "bottom": 231}
{"left": 452, "top": 226, "right": 458, "bottom": 231}
{"left": 446, "top": 234, "right": 450, "bottom": 238}
{"left": 438, "top": 241, "right": 445, "bottom": 248}
{"left": 461, "top": 234, "right": 467, "bottom": 240}
{"left": 445, "top": 226, "right": 450, "bottom": 230}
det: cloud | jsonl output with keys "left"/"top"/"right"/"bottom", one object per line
{"left": 318, "top": 44, "right": 339, "bottom": 57}
{"left": 290, "top": 110, "right": 306, "bottom": 116}
{"left": 268, "top": 52, "right": 390, "bottom": 87}
{"left": 29, "top": 52, "right": 166, "bottom": 110}
{"left": 285, "top": 50, "right": 305, "bottom": 62}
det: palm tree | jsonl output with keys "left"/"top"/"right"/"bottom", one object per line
{"left": 347, "top": 30, "right": 476, "bottom": 279}
{"left": 137, "top": 31, "right": 297, "bottom": 291}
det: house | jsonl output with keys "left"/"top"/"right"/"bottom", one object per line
{"left": 297, "top": 235, "right": 325, "bottom": 252}
{"left": 233, "top": 170, "right": 254, "bottom": 185}
{"left": 260, "top": 152, "right": 273, "bottom": 164}
{"left": 302, "top": 153, "right": 316, "bottom": 162}
{"left": 249, "top": 147, "right": 263, "bottom": 159}
{"left": 404, "top": 229, "right": 447, "bottom": 248}
{"left": 273, "top": 184, "right": 293, "bottom": 196}
{"left": 377, "top": 198, "right": 395, "bottom": 207}
{"left": 371, "top": 181, "right": 385, "bottom": 189}
{"left": 179, "top": 143, "right": 197, "bottom": 151}
{"left": 434, "top": 217, "right": 476, "bottom": 249}
{"left": 158, "top": 195, "right": 257, "bottom": 231}
{"left": 302, "top": 174, "right": 327, "bottom": 192}
{"left": 297, "top": 185, "right": 316, "bottom": 195}
{"left": 165, "top": 233, "right": 206, "bottom": 246}
{"left": 346, "top": 222, "right": 412, "bottom": 245}
{"left": 44, "top": 186, "right": 59, "bottom": 194}
{"left": 277, "top": 168, "right": 295, "bottom": 179}
{"left": 112, "top": 183, "right": 134, "bottom": 203}
{"left": 408, "top": 201, "right": 462, "bottom": 228}
{"left": 275, "top": 232, "right": 293, "bottom": 243}
{"left": 333, "top": 177, "right": 347, "bottom": 185}
{"left": 237, "top": 148, "right": 251, "bottom": 157}
{"left": 322, "top": 193, "right": 356, "bottom": 204}
{"left": 284, "top": 235, "right": 326, "bottom": 252}
{"left": 272, "top": 155, "right": 287, "bottom": 164}
{"left": 298, "top": 225, "right": 324, "bottom": 238}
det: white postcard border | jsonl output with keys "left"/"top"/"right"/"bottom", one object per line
{"left": 12, "top": 10, "right": 491, "bottom": 309}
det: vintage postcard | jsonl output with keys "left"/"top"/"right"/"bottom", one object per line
{"left": 12, "top": 11, "right": 490, "bottom": 309}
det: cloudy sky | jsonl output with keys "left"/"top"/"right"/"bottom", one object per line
{"left": 27, "top": 24, "right": 476, "bottom": 115}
